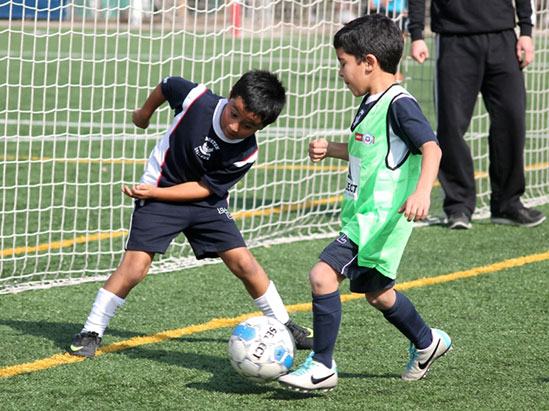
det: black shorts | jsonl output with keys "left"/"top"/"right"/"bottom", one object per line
{"left": 126, "top": 199, "right": 246, "bottom": 259}
{"left": 319, "top": 233, "right": 395, "bottom": 294}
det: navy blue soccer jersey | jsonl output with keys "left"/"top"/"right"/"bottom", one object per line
{"left": 140, "top": 77, "right": 258, "bottom": 206}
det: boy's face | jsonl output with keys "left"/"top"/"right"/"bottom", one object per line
{"left": 220, "top": 96, "right": 264, "bottom": 140}
{"left": 335, "top": 47, "right": 369, "bottom": 97}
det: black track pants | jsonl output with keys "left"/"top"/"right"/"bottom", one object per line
{"left": 434, "top": 29, "right": 526, "bottom": 217}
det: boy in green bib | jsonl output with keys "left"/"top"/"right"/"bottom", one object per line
{"left": 279, "top": 14, "right": 451, "bottom": 392}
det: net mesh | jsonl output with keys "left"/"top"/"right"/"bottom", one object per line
{"left": 1, "top": 0, "right": 548, "bottom": 293}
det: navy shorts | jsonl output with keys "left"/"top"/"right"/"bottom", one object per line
{"left": 319, "top": 233, "right": 395, "bottom": 294}
{"left": 126, "top": 199, "right": 246, "bottom": 259}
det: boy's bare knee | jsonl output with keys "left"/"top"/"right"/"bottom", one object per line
{"left": 365, "top": 288, "right": 395, "bottom": 310}
{"left": 220, "top": 248, "right": 259, "bottom": 279}
{"left": 365, "top": 293, "right": 379, "bottom": 306}
{"left": 309, "top": 261, "right": 340, "bottom": 294}
{"left": 108, "top": 250, "right": 154, "bottom": 293}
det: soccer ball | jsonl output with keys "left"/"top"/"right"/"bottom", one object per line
{"left": 228, "top": 315, "right": 295, "bottom": 383}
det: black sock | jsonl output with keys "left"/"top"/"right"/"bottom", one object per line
{"left": 382, "top": 290, "right": 432, "bottom": 349}
{"left": 312, "top": 290, "right": 342, "bottom": 368}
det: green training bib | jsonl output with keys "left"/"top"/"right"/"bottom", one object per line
{"left": 341, "top": 85, "right": 422, "bottom": 279}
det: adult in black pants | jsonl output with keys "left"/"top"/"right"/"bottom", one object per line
{"left": 407, "top": 0, "right": 546, "bottom": 229}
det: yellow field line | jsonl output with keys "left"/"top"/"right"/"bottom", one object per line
{"left": 232, "top": 196, "right": 341, "bottom": 219}
{"left": 1, "top": 249, "right": 548, "bottom": 379}
{"left": 1, "top": 230, "right": 128, "bottom": 258}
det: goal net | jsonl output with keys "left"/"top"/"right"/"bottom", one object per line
{"left": 1, "top": 0, "right": 548, "bottom": 294}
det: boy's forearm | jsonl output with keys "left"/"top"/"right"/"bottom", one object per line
{"left": 327, "top": 142, "right": 349, "bottom": 161}
{"left": 416, "top": 141, "right": 441, "bottom": 193}
{"left": 133, "top": 83, "right": 167, "bottom": 128}
{"left": 142, "top": 83, "right": 166, "bottom": 116}
{"left": 152, "top": 181, "right": 212, "bottom": 202}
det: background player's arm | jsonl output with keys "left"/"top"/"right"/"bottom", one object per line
{"left": 132, "top": 82, "right": 166, "bottom": 129}
{"left": 122, "top": 181, "right": 213, "bottom": 202}
{"left": 309, "top": 138, "right": 349, "bottom": 162}
{"left": 398, "top": 141, "right": 441, "bottom": 221}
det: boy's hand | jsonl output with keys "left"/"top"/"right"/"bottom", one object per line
{"left": 132, "top": 108, "right": 150, "bottom": 129}
{"left": 122, "top": 184, "right": 157, "bottom": 199}
{"left": 309, "top": 138, "right": 329, "bottom": 162}
{"left": 398, "top": 190, "right": 431, "bottom": 222}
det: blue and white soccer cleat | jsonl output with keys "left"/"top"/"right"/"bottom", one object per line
{"left": 402, "top": 328, "right": 452, "bottom": 381}
{"left": 278, "top": 352, "right": 337, "bottom": 392}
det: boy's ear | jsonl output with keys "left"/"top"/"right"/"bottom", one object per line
{"left": 363, "top": 54, "right": 377, "bottom": 72}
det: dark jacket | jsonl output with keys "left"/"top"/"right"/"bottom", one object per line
{"left": 408, "top": 0, "right": 535, "bottom": 41}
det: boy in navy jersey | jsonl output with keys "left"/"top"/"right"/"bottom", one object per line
{"left": 279, "top": 15, "right": 450, "bottom": 392}
{"left": 68, "top": 70, "right": 312, "bottom": 358}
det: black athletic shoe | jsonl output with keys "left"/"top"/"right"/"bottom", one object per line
{"left": 285, "top": 320, "right": 313, "bottom": 350}
{"left": 67, "top": 331, "right": 102, "bottom": 358}
{"left": 491, "top": 207, "right": 546, "bottom": 227}
{"left": 447, "top": 213, "right": 472, "bottom": 230}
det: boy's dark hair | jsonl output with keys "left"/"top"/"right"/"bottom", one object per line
{"left": 230, "top": 70, "right": 286, "bottom": 126}
{"left": 333, "top": 14, "right": 403, "bottom": 74}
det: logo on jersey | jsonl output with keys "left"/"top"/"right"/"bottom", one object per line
{"left": 217, "top": 207, "right": 234, "bottom": 220}
{"left": 336, "top": 234, "right": 348, "bottom": 244}
{"left": 354, "top": 132, "right": 375, "bottom": 145}
{"left": 194, "top": 136, "right": 220, "bottom": 160}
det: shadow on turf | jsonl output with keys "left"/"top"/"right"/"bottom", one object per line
{"left": 1, "top": 320, "right": 395, "bottom": 396}
{"left": 119, "top": 343, "right": 323, "bottom": 398}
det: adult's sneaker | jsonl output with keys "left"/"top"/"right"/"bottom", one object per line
{"left": 67, "top": 331, "right": 102, "bottom": 358}
{"left": 491, "top": 207, "right": 546, "bottom": 227}
{"left": 279, "top": 352, "right": 337, "bottom": 392}
{"left": 401, "top": 328, "right": 452, "bottom": 381}
{"left": 447, "top": 212, "right": 472, "bottom": 230}
{"left": 285, "top": 320, "right": 313, "bottom": 350}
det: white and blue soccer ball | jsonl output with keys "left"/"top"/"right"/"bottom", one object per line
{"left": 228, "top": 315, "right": 295, "bottom": 383}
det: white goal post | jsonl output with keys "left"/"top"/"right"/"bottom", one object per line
{"left": 1, "top": 0, "right": 548, "bottom": 294}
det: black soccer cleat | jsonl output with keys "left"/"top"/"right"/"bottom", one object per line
{"left": 285, "top": 320, "right": 313, "bottom": 350}
{"left": 67, "top": 331, "right": 102, "bottom": 358}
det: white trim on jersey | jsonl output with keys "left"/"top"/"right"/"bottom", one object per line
{"left": 387, "top": 124, "right": 409, "bottom": 169}
{"left": 387, "top": 92, "right": 417, "bottom": 169}
{"left": 529, "top": 0, "right": 536, "bottom": 26}
{"left": 233, "top": 148, "right": 258, "bottom": 168}
{"left": 140, "top": 84, "right": 208, "bottom": 186}
{"left": 365, "top": 87, "right": 415, "bottom": 170}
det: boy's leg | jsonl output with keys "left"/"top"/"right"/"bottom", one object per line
{"left": 218, "top": 247, "right": 270, "bottom": 299}
{"left": 103, "top": 250, "right": 155, "bottom": 299}
{"left": 309, "top": 261, "right": 343, "bottom": 368}
{"left": 367, "top": 288, "right": 451, "bottom": 381}
{"left": 368, "top": 288, "right": 432, "bottom": 349}
{"left": 68, "top": 250, "right": 154, "bottom": 358}
{"left": 278, "top": 261, "right": 341, "bottom": 392}
{"left": 219, "top": 247, "right": 313, "bottom": 349}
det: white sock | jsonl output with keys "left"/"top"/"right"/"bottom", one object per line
{"left": 82, "top": 288, "right": 125, "bottom": 338}
{"left": 253, "top": 281, "right": 290, "bottom": 324}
